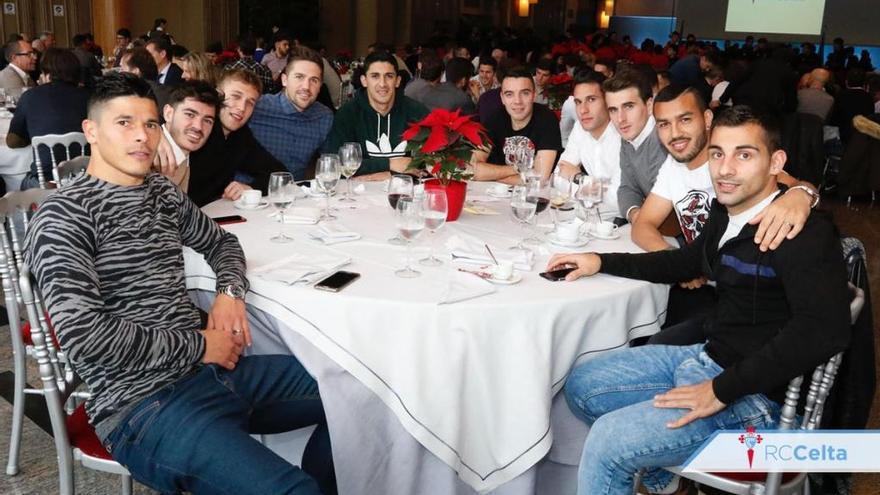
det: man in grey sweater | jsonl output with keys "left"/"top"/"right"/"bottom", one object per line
{"left": 603, "top": 71, "right": 668, "bottom": 223}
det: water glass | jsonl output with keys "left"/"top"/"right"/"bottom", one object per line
{"left": 509, "top": 184, "right": 537, "bottom": 252}
{"left": 268, "top": 172, "right": 296, "bottom": 243}
{"left": 387, "top": 174, "right": 414, "bottom": 245}
{"left": 316, "top": 154, "right": 341, "bottom": 221}
{"left": 574, "top": 174, "right": 603, "bottom": 227}
{"left": 395, "top": 197, "right": 425, "bottom": 278}
{"left": 339, "top": 142, "right": 362, "bottom": 202}
{"left": 419, "top": 189, "right": 448, "bottom": 266}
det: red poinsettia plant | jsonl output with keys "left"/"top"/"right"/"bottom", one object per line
{"left": 402, "top": 108, "right": 490, "bottom": 185}
{"left": 545, "top": 72, "right": 574, "bottom": 112}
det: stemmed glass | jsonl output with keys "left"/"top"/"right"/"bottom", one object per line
{"left": 524, "top": 176, "right": 550, "bottom": 244}
{"left": 268, "top": 171, "right": 296, "bottom": 243}
{"left": 506, "top": 147, "right": 535, "bottom": 184}
{"left": 550, "top": 170, "right": 575, "bottom": 230}
{"left": 574, "top": 174, "right": 604, "bottom": 229}
{"left": 316, "top": 154, "right": 341, "bottom": 221}
{"left": 395, "top": 197, "right": 425, "bottom": 278}
{"left": 419, "top": 189, "right": 448, "bottom": 266}
{"left": 339, "top": 142, "right": 362, "bottom": 202}
{"left": 509, "top": 184, "right": 538, "bottom": 252}
{"left": 387, "top": 174, "right": 414, "bottom": 245}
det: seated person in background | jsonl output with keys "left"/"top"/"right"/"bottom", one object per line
{"left": 146, "top": 36, "right": 183, "bottom": 86}
{"left": 636, "top": 84, "right": 818, "bottom": 337}
{"left": 471, "top": 67, "right": 562, "bottom": 184}
{"left": 604, "top": 70, "right": 668, "bottom": 223}
{"left": 556, "top": 69, "right": 622, "bottom": 221}
{"left": 8, "top": 48, "right": 89, "bottom": 190}
{"left": 550, "top": 105, "right": 851, "bottom": 495}
{"left": 403, "top": 50, "right": 441, "bottom": 104}
{"left": 260, "top": 31, "right": 291, "bottom": 81}
{"left": 71, "top": 33, "right": 102, "bottom": 88}
{"left": 179, "top": 51, "right": 219, "bottom": 86}
{"left": 323, "top": 50, "right": 429, "bottom": 179}
{"left": 249, "top": 46, "right": 333, "bottom": 180}
{"left": 189, "top": 69, "right": 286, "bottom": 207}
{"left": 118, "top": 47, "right": 171, "bottom": 109}
{"left": 25, "top": 72, "right": 335, "bottom": 495}
{"left": 156, "top": 81, "right": 217, "bottom": 191}
{"left": 468, "top": 56, "right": 499, "bottom": 103}
{"left": 0, "top": 39, "right": 36, "bottom": 96}
{"left": 227, "top": 35, "right": 275, "bottom": 94}
{"left": 419, "top": 57, "right": 475, "bottom": 113}
{"left": 796, "top": 68, "right": 834, "bottom": 123}
{"left": 533, "top": 59, "right": 553, "bottom": 105}
{"left": 830, "top": 67, "right": 874, "bottom": 144}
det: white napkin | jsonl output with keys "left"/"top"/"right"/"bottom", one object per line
{"left": 300, "top": 183, "right": 335, "bottom": 198}
{"left": 438, "top": 270, "right": 496, "bottom": 304}
{"left": 270, "top": 206, "right": 321, "bottom": 224}
{"left": 252, "top": 252, "right": 351, "bottom": 285}
{"left": 445, "top": 233, "right": 534, "bottom": 271}
{"left": 309, "top": 223, "right": 361, "bottom": 245}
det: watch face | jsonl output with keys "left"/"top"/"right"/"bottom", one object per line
{"left": 224, "top": 285, "right": 245, "bottom": 299}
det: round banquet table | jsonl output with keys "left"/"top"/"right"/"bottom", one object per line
{"left": 183, "top": 181, "right": 669, "bottom": 494}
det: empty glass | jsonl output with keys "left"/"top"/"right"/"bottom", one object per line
{"left": 387, "top": 174, "right": 414, "bottom": 245}
{"left": 524, "top": 176, "right": 550, "bottom": 244}
{"left": 509, "top": 184, "right": 538, "bottom": 252}
{"left": 574, "top": 175, "right": 604, "bottom": 228}
{"left": 316, "top": 154, "right": 341, "bottom": 221}
{"left": 395, "top": 197, "right": 425, "bottom": 278}
{"left": 419, "top": 189, "right": 448, "bottom": 266}
{"left": 339, "top": 142, "right": 362, "bottom": 202}
{"left": 268, "top": 172, "right": 296, "bottom": 243}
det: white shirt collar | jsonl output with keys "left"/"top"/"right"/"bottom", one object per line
{"left": 628, "top": 115, "right": 655, "bottom": 150}
{"left": 8, "top": 63, "right": 29, "bottom": 84}
{"left": 157, "top": 62, "right": 170, "bottom": 83}
{"left": 162, "top": 125, "right": 189, "bottom": 165}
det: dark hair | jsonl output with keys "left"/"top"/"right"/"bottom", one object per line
{"left": 602, "top": 70, "right": 653, "bottom": 102}
{"left": 166, "top": 80, "right": 222, "bottom": 113}
{"left": 146, "top": 37, "right": 171, "bottom": 59}
{"left": 711, "top": 105, "right": 781, "bottom": 152}
{"left": 206, "top": 41, "right": 223, "bottom": 54}
{"left": 88, "top": 72, "right": 155, "bottom": 117}
{"left": 218, "top": 68, "right": 262, "bottom": 94}
{"left": 654, "top": 83, "right": 707, "bottom": 112}
{"left": 40, "top": 48, "right": 81, "bottom": 85}
{"left": 535, "top": 58, "right": 554, "bottom": 73}
{"left": 121, "top": 47, "right": 159, "bottom": 80}
{"left": 72, "top": 34, "right": 87, "bottom": 47}
{"left": 501, "top": 66, "right": 535, "bottom": 89}
{"left": 418, "top": 50, "right": 443, "bottom": 82}
{"left": 846, "top": 67, "right": 867, "bottom": 88}
{"left": 237, "top": 35, "right": 256, "bottom": 56}
{"left": 573, "top": 68, "right": 606, "bottom": 89}
{"left": 169, "top": 44, "right": 189, "bottom": 59}
{"left": 284, "top": 45, "right": 324, "bottom": 75}
{"left": 153, "top": 18, "right": 167, "bottom": 29}
{"left": 117, "top": 28, "right": 131, "bottom": 39}
{"left": 364, "top": 50, "right": 398, "bottom": 72}
{"left": 273, "top": 31, "right": 291, "bottom": 44}
{"left": 477, "top": 56, "right": 497, "bottom": 70}
{"left": 445, "top": 57, "right": 473, "bottom": 85}
{"left": 3, "top": 40, "right": 22, "bottom": 63}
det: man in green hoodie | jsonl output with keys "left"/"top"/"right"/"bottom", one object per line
{"left": 323, "top": 51, "right": 429, "bottom": 179}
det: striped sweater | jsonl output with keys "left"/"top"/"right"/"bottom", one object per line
{"left": 24, "top": 172, "right": 248, "bottom": 433}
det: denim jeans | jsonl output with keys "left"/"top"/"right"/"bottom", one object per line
{"left": 564, "top": 343, "right": 780, "bottom": 495}
{"left": 104, "top": 355, "right": 335, "bottom": 495}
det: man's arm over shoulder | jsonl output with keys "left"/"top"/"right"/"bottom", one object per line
{"left": 712, "top": 216, "right": 852, "bottom": 404}
{"left": 24, "top": 196, "right": 205, "bottom": 370}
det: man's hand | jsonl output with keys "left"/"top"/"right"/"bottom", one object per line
{"left": 200, "top": 328, "right": 244, "bottom": 370}
{"left": 679, "top": 276, "right": 707, "bottom": 290}
{"left": 749, "top": 188, "right": 811, "bottom": 252}
{"left": 653, "top": 380, "right": 726, "bottom": 429}
{"left": 546, "top": 253, "right": 602, "bottom": 281}
{"left": 207, "top": 294, "right": 251, "bottom": 346}
{"left": 222, "top": 181, "right": 253, "bottom": 201}
{"left": 153, "top": 132, "right": 178, "bottom": 177}
{"left": 556, "top": 162, "right": 582, "bottom": 180}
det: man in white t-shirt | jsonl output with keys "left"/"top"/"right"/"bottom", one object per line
{"left": 556, "top": 70, "right": 622, "bottom": 221}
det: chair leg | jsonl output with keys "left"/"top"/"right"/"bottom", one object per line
{"left": 632, "top": 468, "right": 645, "bottom": 495}
{"left": 58, "top": 452, "right": 74, "bottom": 495}
{"left": 121, "top": 473, "right": 133, "bottom": 495}
{"left": 5, "top": 351, "right": 26, "bottom": 475}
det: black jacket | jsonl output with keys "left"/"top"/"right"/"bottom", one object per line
{"left": 598, "top": 191, "right": 851, "bottom": 406}
{"left": 188, "top": 121, "right": 286, "bottom": 207}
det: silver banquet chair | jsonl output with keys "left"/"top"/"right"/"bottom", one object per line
{"left": 53, "top": 155, "right": 90, "bottom": 189}
{"left": 30, "top": 132, "right": 88, "bottom": 189}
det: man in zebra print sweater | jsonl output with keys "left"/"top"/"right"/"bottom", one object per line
{"left": 24, "top": 72, "right": 335, "bottom": 494}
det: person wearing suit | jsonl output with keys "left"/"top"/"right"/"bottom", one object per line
{"left": 146, "top": 36, "right": 183, "bottom": 86}
{"left": 0, "top": 40, "right": 36, "bottom": 97}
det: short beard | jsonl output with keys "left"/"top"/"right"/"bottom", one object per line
{"left": 668, "top": 130, "right": 707, "bottom": 164}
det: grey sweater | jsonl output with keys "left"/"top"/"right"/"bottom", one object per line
{"left": 616, "top": 128, "right": 668, "bottom": 219}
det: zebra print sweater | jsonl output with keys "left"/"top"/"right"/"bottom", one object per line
{"left": 24, "top": 172, "right": 248, "bottom": 433}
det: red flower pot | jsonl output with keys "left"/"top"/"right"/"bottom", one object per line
{"left": 423, "top": 179, "right": 467, "bottom": 222}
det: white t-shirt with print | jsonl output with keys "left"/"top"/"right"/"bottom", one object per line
{"left": 651, "top": 156, "right": 714, "bottom": 244}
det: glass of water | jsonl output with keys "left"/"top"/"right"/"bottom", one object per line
{"left": 268, "top": 172, "right": 296, "bottom": 243}
{"left": 316, "top": 154, "right": 341, "bottom": 221}
{"left": 575, "top": 174, "right": 603, "bottom": 227}
{"left": 419, "top": 189, "right": 448, "bottom": 266}
{"left": 510, "top": 184, "right": 537, "bottom": 252}
{"left": 395, "top": 197, "right": 425, "bottom": 278}
{"left": 339, "top": 142, "right": 362, "bottom": 202}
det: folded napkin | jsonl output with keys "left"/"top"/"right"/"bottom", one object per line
{"left": 445, "top": 234, "right": 534, "bottom": 271}
{"left": 252, "top": 252, "right": 351, "bottom": 285}
{"left": 438, "top": 270, "right": 496, "bottom": 304}
{"left": 308, "top": 223, "right": 361, "bottom": 245}
{"left": 270, "top": 206, "right": 321, "bottom": 224}
{"left": 300, "top": 183, "right": 335, "bottom": 198}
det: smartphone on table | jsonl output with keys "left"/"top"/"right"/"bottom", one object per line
{"left": 213, "top": 215, "right": 247, "bottom": 226}
{"left": 539, "top": 266, "right": 576, "bottom": 281}
{"left": 315, "top": 271, "right": 361, "bottom": 292}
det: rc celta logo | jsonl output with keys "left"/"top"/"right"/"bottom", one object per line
{"left": 738, "top": 426, "right": 762, "bottom": 468}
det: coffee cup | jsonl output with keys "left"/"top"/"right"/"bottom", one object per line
{"left": 240, "top": 189, "right": 262, "bottom": 206}
{"left": 595, "top": 221, "right": 618, "bottom": 237}
{"left": 490, "top": 183, "right": 509, "bottom": 196}
{"left": 492, "top": 260, "right": 514, "bottom": 280}
{"left": 556, "top": 221, "right": 581, "bottom": 242}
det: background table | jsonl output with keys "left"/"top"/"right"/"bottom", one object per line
{"left": 184, "top": 182, "right": 669, "bottom": 494}
{"left": 0, "top": 114, "right": 32, "bottom": 192}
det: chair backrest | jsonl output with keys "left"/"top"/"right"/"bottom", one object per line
{"left": 31, "top": 132, "right": 88, "bottom": 190}
{"left": 54, "top": 156, "right": 89, "bottom": 189}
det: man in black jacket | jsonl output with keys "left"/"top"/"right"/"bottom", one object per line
{"left": 549, "top": 106, "right": 851, "bottom": 495}
{"left": 188, "top": 69, "right": 286, "bottom": 207}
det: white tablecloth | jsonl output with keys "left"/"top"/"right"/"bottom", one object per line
{"left": 184, "top": 182, "right": 669, "bottom": 493}
{"left": 0, "top": 115, "right": 32, "bottom": 192}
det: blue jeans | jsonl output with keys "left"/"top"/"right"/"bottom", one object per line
{"left": 564, "top": 344, "right": 780, "bottom": 495}
{"left": 104, "top": 355, "right": 335, "bottom": 495}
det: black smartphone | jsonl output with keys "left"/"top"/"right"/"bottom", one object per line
{"left": 213, "top": 215, "right": 247, "bottom": 225}
{"left": 539, "top": 267, "right": 576, "bottom": 281}
{"left": 315, "top": 271, "right": 361, "bottom": 292}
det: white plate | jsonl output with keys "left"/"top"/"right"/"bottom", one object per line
{"left": 546, "top": 232, "right": 590, "bottom": 247}
{"left": 589, "top": 229, "right": 620, "bottom": 240}
{"left": 486, "top": 272, "right": 523, "bottom": 285}
{"left": 487, "top": 189, "right": 512, "bottom": 199}
{"left": 234, "top": 200, "right": 269, "bottom": 210}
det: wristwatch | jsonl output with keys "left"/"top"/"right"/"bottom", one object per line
{"left": 788, "top": 185, "right": 820, "bottom": 209}
{"left": 219, "top": 284, "right": 246, "bottom": 300}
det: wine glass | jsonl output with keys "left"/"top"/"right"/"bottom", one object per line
{"left": 395, "top": 197, "right": 425, "bottom": 278}
{"left": 574, "top": 174, "right": 603, "bottom": 229}
{"left": 419, "top": 189, "right": 448, "bottom": 266}
{"left": 387, "top": 174, "right": 414, "bottom": 245}
{"left": 339, "top": 142, "right": 362, "bottom": 202}
{"left": 513, "top": 148, "right": 535, "bottom": 184}
{"left": 316, "top": 154, "right": 341, "bottom": 221}
{"left": 268, "top": 172, "right": 296, "bottom": 243}
{"left": 524, "top": 176, "right": 550, "bottom": 245}
{"left": 509, "top": 184, "right": 537, "bottom": 252}
{"left": 550, "top": 170, "right": 576, "bottom": 231}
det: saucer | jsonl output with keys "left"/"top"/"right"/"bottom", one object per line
{"left": 487, "top": 272, "right": 523, "bottom": 285}
{"left": 589, "top": 229, "right": 620, "bottom": 240}
{"left": 234, "top": 200, "right": 269, "bottom": 210}
{"left": 487, "top": 188, "right": 512, "bottom": 199}
{"left": 547, "top": 232, "right": 590, "bottom": 247}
